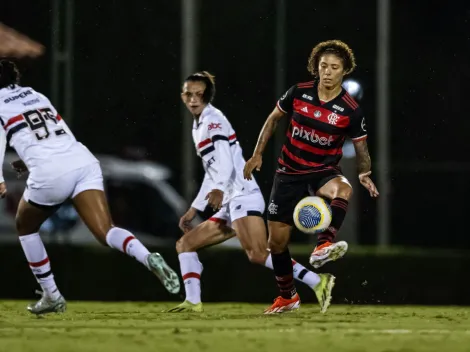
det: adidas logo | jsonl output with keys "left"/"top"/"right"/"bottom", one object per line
{"left": 301, "top": 106, "right": 308, "bottom": 113}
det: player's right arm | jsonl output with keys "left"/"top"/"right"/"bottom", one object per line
{"left": 243, "top": 85, "right": 295, "bottom": 180}
{"left": 179, "top": 173, "right": 212, "bottom": 232}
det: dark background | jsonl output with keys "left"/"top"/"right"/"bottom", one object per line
{"left": 1, "top": 0, "right": 469, "bottom": 248}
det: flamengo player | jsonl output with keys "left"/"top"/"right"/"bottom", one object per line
{"left": 0, "top": 60, "right": 180, "bottom": 315}
{"left": 244, "top": 40, "right": 379, "bottom": 313}
{"left": 167, "top": 71, "right": 335, "bottom": 313}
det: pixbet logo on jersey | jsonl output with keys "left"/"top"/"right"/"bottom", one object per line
{"left": 208, "top": 123, "right": 222, "bottom": 130}
{"left": 292, "top": 126, "right": 334, "bottom": 146}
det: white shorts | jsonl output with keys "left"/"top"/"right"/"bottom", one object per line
{"left": 209, "top": 190, "right": 265, "bottom": 227}
{"left": 23, "top": 162, "right": 104, "bottom": 207}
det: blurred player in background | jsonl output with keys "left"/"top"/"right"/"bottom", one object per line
{"left": 168, "top": 71, "right": 335, "bottom": 314}
{"left": 244, "top": 40, "right": 379, "bottom": 313}
{"left": 0, "top": 60, "right": 180, "bottom": 315}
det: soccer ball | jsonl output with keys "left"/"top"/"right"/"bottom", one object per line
{"left": 293, "top": 196, "right": 332, "bottom": 234}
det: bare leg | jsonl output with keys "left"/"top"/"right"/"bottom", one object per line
{"left": 233, "top": 216, "right": 321, "bottom": 288}
{"left": 72, "top": 189, "right": 180, "bottom": 294}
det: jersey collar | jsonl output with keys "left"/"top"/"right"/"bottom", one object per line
{"left": 313, "top": 81, "right": 347, "bottom": 106}
{"left": 0, "top": 84, "right": 21, "bottom": 98}
{"left": 193, "top": 103, "right": 214, "bottom": 129}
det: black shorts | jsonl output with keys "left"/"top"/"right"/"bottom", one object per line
{"left": 267, "top": 168, "right": 343, "bottom": 225}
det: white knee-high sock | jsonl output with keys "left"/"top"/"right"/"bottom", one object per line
{"left": 265, "top": 254, "right": 320, "bottom": 288}
{"left": 106, "top": 227, "right": 151, "bottom": 269}
{"left": 19, "top": 233, "right": 61, "bottom": 300}
{"left": 178, "top": 252, "right": 203, "bottom": 304}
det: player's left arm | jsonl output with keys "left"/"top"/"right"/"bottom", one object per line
{"left": 348, "top": 109, "right": 379, "bottom": 198}
{"left": 354, "top": 140, "right": 371, "bottom": 176}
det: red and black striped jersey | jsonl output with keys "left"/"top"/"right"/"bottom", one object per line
{"left": 276, "top": 80, "right": 367, "bottom": 174}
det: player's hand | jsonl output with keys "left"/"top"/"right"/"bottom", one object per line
{"left": 359, "top": 171, "right": 379, "bottom": 198}
{"left": 243, "top": 154, "right": 262, "bottom": 180}
{"left": 0, "top": 182, "right": 6, "bottom": 199}
{"left": 179, "top": 207, "right": 198, "bottom": 233}
{"left": 11, "top": 159, "right": 28, "bottom": 178}
{"left": 205, "top": 189, "right": 224, "bottom": 211}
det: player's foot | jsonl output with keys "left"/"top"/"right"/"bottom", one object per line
{"left": 309, "top": 241, "right": 348, "bottom": 268}
{"left": 313, "top": 273, "right": 336, "bottom": 313}
{"left": 263, "top": 294, "right": 301, "bottom": 314}
{"left": 27, "top": 290, "right": 66, "bottom": 315}
{"left": 166, "top": 300, "right": 203, "bottom": 313}
{"left": 147, "top": 253, "right": 181, "bottom": 294}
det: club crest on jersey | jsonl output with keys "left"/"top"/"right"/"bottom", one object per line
{"left": 208, "top": 122, "right": 222, "bottom": 131}
{"left": 314, "top": 110, "right": 321, "bottom": 118}
{"left": 327, "top": 113, "right": 340, "bottom": 125}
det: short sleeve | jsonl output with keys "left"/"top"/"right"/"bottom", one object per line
{"left": 276, "top": 85, "right": 296, "bottom": 114}
{"left": 347, "top": 107, "right": 368, "bottom": 142}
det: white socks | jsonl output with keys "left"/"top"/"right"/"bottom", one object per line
{"left": 178, "top": 252, "right": 203, "bottom": 304}
{"left": 19, "top": 233, "right": 61, "bottom": 300}
{"left": 264, "top": 254, "right": 320, "bottom": 288}
{"left": 105, "top": 227, "right": 151, "bottom": 269}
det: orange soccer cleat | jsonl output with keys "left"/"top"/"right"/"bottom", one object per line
{"left": 309, "top": 241, "right": 348, "bottom": 268}
{"left": 263, "top": 294, "right": 301, "bottom": 314}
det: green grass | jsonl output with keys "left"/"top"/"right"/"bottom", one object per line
{"left": 0, "top": 301, "right": 469, "bottom": 352}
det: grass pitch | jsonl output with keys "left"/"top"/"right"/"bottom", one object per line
{"left": 0, "top": 301, "right": 469, "bottom": 352}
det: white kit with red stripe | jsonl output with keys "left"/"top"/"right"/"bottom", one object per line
{"left": 191, "top": 104, "right": 260, "bottom": 210}
{"left": 0, "top": 85, "right": 97, "bottom": 186}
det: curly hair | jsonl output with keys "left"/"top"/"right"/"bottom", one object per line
{"left": 307, "top": 40, "right": 356, "bottom": 78}
{"left": 184, "top": 71, "right": 216, "bottom": 104}
{"left": 0, "top": 60, "right": 20, "bottom": 89}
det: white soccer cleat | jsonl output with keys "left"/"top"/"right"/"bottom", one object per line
{"left": 27, "top": 290, "right": 66, "bottom": 315}
{"left": 147, "top": 253, "right": 181, "bottom": 294}
{"left": 309, "top": 241, "right": 348, "bottom": 269}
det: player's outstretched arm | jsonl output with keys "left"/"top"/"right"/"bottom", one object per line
{"left": 353, "top": 140, "right": 379, "bottom": 198}
{"left": 243, "top": 107, "right": 285, "bottom": 180}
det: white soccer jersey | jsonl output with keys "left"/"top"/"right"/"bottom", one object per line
{"left": 0, "top": 85, "right": 97, "bottom": 185}
{"left": 191, "top": 104, "right": 260, "bottom": 210}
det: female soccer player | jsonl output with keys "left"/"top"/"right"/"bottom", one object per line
{"left": 0, "top": 60, "right": 180, "bottom": 315}
{"left": 244, "top": 40, "right": 379, "bottom": 313}
{"left": 167, "top": 71, "right": 335, "bottom": 314}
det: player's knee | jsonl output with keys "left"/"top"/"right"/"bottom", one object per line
{"left": 245, "top": 249, "right": 267, "bottom": 265}
{"left": 176, "top": 237, "right": 193, "bottom": 254}
{"left": 15, "top": 215, "right": 38, "bottom": 236}
{"left": 15, "top": 215, "right": 26, "bottom": 235}
{"left": 336, "top": 185, "right": 353, "bottom": 200}
{"left": 267, "top": 222, "right": 291, "bottom": 254}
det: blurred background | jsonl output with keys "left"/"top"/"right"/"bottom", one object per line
{"left": 0, "top": 0, "right": 468, "bottom": 304}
